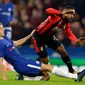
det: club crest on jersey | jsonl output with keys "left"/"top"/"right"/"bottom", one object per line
{"left": 9, "top": 48, "right": 12, "bottom": 51}
{"left": 9, "top": 46, "right": 15, "bottom": 51}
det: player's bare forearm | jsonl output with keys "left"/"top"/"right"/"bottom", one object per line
{"left": 0, "top": 58, "right": 7, "bottom": 80}
{"left": 68, "top": 34, "right": 78, "bottom": 42}
{"left": 14, "top": 29, "right": 35, "bottom": 47}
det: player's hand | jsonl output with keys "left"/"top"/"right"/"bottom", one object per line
{"left": 77, "top": 37, "right": 85, "bottom": 46}
{"left": 2, "top": 76, "right": 7, "bottom": 80}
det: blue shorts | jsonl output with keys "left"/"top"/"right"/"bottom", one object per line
{"left": 14, "top": 58, "right": 42, "bottom": 76}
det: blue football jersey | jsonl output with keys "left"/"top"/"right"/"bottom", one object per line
{"left": 0, "top": 38, "right": 21, "bottom": 65}
{"left": 0, "top": 38, "right": 42, "bottom": 75}
{"left": 0, "top": 2, "right": 14, "bottom": 27}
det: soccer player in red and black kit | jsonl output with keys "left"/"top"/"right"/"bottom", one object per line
{"left": 32, "top": 6, "right": 82, "bottom": 74}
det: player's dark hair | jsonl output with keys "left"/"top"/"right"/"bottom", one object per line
{"left": 63, "top": 5, "right": 75, "bottom": 10}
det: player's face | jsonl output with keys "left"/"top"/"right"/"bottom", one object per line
{"left": 62, "top": 9, "right": 75, "bottom": 21}
{"left": 0, "top": 24, "right": 4, "bottom": 37}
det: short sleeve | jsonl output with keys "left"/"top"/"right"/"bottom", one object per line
{"left": 4, "top": 37, "right": 14, "bottom": 45}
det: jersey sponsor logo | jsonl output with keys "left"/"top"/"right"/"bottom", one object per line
{"left": 52, "top": 26, "right": 62, "bottom": 32}
{"left": 0, "top": 12, "right": 11, "bottom": 16}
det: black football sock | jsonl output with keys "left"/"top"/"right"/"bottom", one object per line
{"left": 61, "top": 55, "right": 74, "bottom": 73}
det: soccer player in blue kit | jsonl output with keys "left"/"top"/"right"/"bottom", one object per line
{"left": 0, "top": 23, "right": 85, "bottom": 81}
{"left": 0, "top": 0, "right": 14, "bottom": 39}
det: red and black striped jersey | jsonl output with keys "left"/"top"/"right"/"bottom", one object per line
{"left": 36, "top": 8, "right": 78, "bottom": 42}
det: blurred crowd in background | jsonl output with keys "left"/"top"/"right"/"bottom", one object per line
{"left": 7, "top": 0, "right": 85, "bottom": 47}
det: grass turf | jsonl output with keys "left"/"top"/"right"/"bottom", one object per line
{"left": 0, "top": 71, "right": 85, "bottom": 85}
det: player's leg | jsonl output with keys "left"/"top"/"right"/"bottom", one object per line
{"left": 46, "top": 36, "right": 75, "bottom": 73}
{"left": 39, "top": 56, "right": 49, "bottom": 64}
{"left": 15, "top": 58, "right": 50, "bottom": 81}
{"left": 32, "top": 37, "right": 50, "bottom": 80}
{"left": 36, "top": 49, "right": 49, "bottom": 64}
{"left": 32, "top": 37, "right": 49, "bottom": 64}
{"left": 17, "top": 70, "right": 50, "bottom": 81}
{"left": 14, "top": 59, "right": 42, "bottom": 76}
{"left": 14, "top": 57, "right": 85, "bottom": 81}
{"left": 56, "top": 45, "right": 75, "bottom": 73}
{"left": 40, "top": 71, "right": 50, "bottom": 81}
{"left": 41, "top": 64, "right": 76, "bottom": 79}
{"left": 40, "top": 63, "right": 85, "bottom": 81}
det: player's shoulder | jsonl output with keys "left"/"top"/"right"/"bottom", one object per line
{"left": 0, "top": 38, "right": 7, "bottom": 46}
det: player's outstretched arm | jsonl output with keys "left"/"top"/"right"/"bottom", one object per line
{"left": 46, "top": 8, "right": 61, "bottom": 15}
{"left": 0, "top": 58, "right": 7, "bottom": 80}
{"left": 14, "top": 29, "right": 35, "bottom": 47}
{"left": 64, "top": 27, "right": 85, "bottom": 46}
{"left": 64, "top": 24, "right": 78, "bottom": 42}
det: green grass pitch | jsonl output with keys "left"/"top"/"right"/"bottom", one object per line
{"left": 0, "top": 71, "right": 85, "bottom": 85}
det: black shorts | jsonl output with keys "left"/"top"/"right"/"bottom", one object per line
{"left": 32, "top": 35, "right": 61, "bottom": 58}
